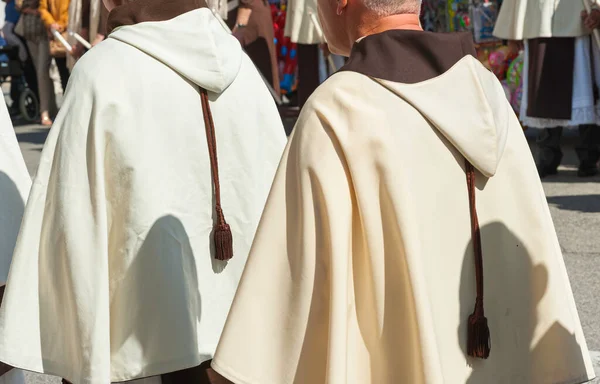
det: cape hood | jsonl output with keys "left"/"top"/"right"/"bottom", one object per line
{"left": 341, "top": 30, "right": 509, "bottom": 178}
{"left": 109, "top": 8, "right": 242, "bottom": 93}
{"left": 376, "top": 56, "right": 509, "bottom": 178}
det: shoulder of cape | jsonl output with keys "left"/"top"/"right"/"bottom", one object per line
{"left": 293, "top": 70, "right": 416, "bottom": 154}
{"left": 70, "top": 38, "right": 141, "bottom": 91}
{"left": 300, "top": 70, "right": 415, "bottom": 124}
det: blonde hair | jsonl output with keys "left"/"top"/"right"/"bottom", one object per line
{"left": 363, "top": 0, "right": 421, "bottom": 17}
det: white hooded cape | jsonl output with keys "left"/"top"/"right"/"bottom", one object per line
{"left": 0, "top": 98, "right": 30, "bottom": 384}
{"left": 0, "top": 102, "right": 31, "bottom": 286}
{"left": 212, "top": 56, "right": 594, "bottom": 383}
{"left": 0, "top": 9, "right": 286, "bottom": 384}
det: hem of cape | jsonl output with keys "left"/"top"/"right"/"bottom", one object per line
{"left": 0, "top": 351, "right": 213, "bottom": 384}
{"left": 211, "top": 359, "right": 271, "bottom": 384}
{"left": 209, "top": 358, "right": 598, "bottom": 384}
{"left": 558, "top": 373, "right": 596, "bottom": 384}
{"left": 493, "top": 31, "right": 590, "bottom": 41}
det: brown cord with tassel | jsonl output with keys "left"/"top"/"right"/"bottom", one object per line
{"left": 465, "top": 160, "right": 490, "bottom": 359}
{"left": 201, "top": 88, "right": 233, "bottom": 261}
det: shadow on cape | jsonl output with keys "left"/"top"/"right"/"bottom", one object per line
{"left": 460, "top": 222, "right": 590, "bottom": 383}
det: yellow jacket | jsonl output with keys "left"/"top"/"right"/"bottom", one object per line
{"left": 39, "top": 0, "right": 69, "bottom": 30}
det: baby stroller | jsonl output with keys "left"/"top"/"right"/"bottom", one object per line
{"left": 0, "top": 42, "right": 39, "bottom": 122}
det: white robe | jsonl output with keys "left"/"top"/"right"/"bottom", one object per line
{"left": 520, "top": 35, "right": 600, "bottom": 128}
{"left": 493, "top": 0, "right": 598, "bottom": 40}
{"left": 0, "top": 9, "right": 286, "bottom": 384}
{"left": 283, "top": 0, "right": 322, "bottom": 44}
{"left": 212, "top": 56, "right": 594, "bottom": 383}
{"left": 0, "top": 101, "right": 31, "bottom": 286}
{"left": 0, "top": 101, "right": 31, "bottom": 384}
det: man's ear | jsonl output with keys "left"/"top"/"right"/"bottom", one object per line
{"left": 337, "top": 0, "right": 348, "bottom": 15}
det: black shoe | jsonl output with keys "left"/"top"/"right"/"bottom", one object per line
{"left": 537, "top": 165, "right": 558, "bottom": 178}
{"left": 577, "top": 166, "right": 599, "bottom": 178}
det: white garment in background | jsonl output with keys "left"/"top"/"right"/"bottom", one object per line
{"left": 66, "top": 0, "right": 82, "bottom": 70}
{"left": 493, "top": 0, "right": 597, "bottom": 39}
{"left": 520, "top": 35, "right": 600, "bottom": 128}
{"left": 0, "top": 3, "right": 5, "bottom": 29}
{"left": 283, "top": 0, "right": 321, "bottom": 44}
{"left": 318, "top": 51, "right": 345, "bottom": 83}
{"left": 0, "top": 9, "right": 286, "bottom": 384}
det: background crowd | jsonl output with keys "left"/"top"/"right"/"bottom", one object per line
{"left": 0, "top": 0, "right": 104, "bottom": 126}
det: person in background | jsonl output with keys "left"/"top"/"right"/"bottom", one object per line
{"left": 318, "top": 43, "right": 344, "bottom": 82}
{"left": 227, "top": 0, "right": 280, "bottom": 95}
{"left": 39, "top": 0, "right": 70, "bottom": 92}
{"left": 495, "top": 0, "right": 600, "bottom": 178}
{"left": 19, "top": 0, "right": 56, "bottom": 125}
{"left": 2, "top": 0, "right": 28, "bottom": 62}
{"left": 284, "top": 0, "right": 321, "bottom": 108}
{"left": 70, "top": 0, "right": 108, "bottom": 60}
{"left": 2, "top": 0, "right": 39, "bottom": 117}
{"left": 80, "top": 0, "right": 107, "bottom": 46}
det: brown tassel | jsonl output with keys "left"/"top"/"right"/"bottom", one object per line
{"left": 201, "top": 88, "right": 233, "bottom": 261}
{"left": 214, "top": 207, "right": 233, "bottom": 261}
{"left": 465, "top": 161, "right": 490, "bottom": 359}
{"left": 467, "top": 298, "right": 490, "bottom": 358}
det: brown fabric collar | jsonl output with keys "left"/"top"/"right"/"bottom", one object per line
{"left": 340, "top": 30, "right": 477, "bottom": 84}
{"left": 107, "top": 0, "right": 208, "bottom": 34}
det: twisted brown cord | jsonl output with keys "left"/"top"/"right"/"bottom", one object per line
{"left": 466, "top": 161, "right": 483, "bottom": 300}
{"left": 465, "top": 160, "right": 490, "bottom": 359}
{"left": 201, "top": 88, "right": 233, "bottom": 260}
{"left": 201, "top": 90, "right": 223, "bottom": 214}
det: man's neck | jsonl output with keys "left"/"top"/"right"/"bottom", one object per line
{"left": 354, "top": 13, "right": 423, "bottom": 41}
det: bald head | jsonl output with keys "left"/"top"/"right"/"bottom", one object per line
{"left": 317, "top": 0, "right": 422, "bottom": 57}
{"left": 362, "top": 0, "right": 421, "bottom": 17}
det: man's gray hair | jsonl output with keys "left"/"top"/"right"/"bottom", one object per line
{"left": 362, "top": 0, "right": 421, "bottom": 17}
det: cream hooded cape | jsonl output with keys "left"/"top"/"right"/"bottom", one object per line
{"left": 0, "top": 101, "right": 31, "bottom": 286}
{"left": 493, "top": 0, "right": 599, "bottom": 40}
{"left": 0, "top": 8, "right": 286, "bottom": 384}
{"left": 212, "top": 31, "right": 594, "bottom": 384}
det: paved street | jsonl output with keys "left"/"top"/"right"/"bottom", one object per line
{"left": 9, "top": 124, "right": 600, "bottom": 383}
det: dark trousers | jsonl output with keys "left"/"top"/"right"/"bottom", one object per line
{"left": 54, "top": 56, "right": 70, "bottom": 93}
{"left": 297, "top": 44, "right": 320, "bottom": 109}
{"left": 537, "top": 125, "right": 600, "bottom": 171}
